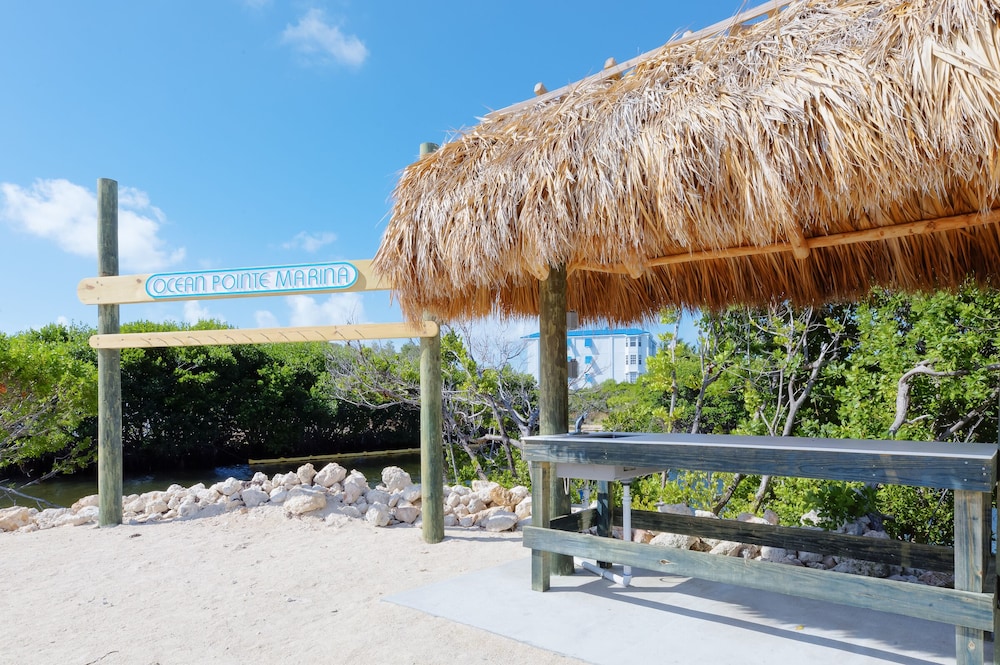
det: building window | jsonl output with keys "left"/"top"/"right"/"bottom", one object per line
{"left": 584, "top": 355, "right": 592, "bottom": 365}
{"left": 627, "top": 372, "right": 638, "bottom": 383}
{"left": 629, "top": 354, "right": 637, "bottom": 364}
{"left": 584, "top": 338, "right": 593, "bottom": 348}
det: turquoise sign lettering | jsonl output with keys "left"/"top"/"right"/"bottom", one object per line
{"left": 145, "top": 262, "right": 359, "bottom": 299}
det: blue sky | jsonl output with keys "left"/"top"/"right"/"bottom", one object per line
{"left": 0, "top": 1, "right": 739, "bottom": 343}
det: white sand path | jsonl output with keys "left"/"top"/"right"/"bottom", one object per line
{"left": 3, "top": 507, "right": 585, "bottom": 665}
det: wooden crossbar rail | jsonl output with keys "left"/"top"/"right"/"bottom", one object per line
{"left": 570, "top": 209, "right": 1000, "bottom": 276}
{"left": 522, "top": 527, "right": 995, "bottom": 630}
{"left": 77, "top": 259, "right": 390, "bottom": 305}
{"left": 88, "top": 321, "right": 438, "bottom": 349}
{"left": 488, "top": 0, "right": 789, "bottom": 118}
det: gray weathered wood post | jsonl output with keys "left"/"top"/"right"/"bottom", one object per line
{"left": 539, "top": 265, "right": 573, "bottom": 575}
{"left": 530, "top": 459, "right": 552, "bottom": 591}
{"left": 419, "top": 142, "right": 445, "bottom": 544}
{"left": 953, "top": 489, "right": 990, "bottom": 664}
{"left": 420, "top": 314, "right": 444, "bottom": 544}
{"left": 97, "top": 178, "right": 123, "bottom": 526}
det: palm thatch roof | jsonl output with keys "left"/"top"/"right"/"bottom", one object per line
{"left": 375, "top": 0, "right": 1000, "bottom": 324}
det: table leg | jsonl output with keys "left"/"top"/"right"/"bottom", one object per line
{"left": 549, "top": 469, "right": 575, "bottom": 576}
{"left": 531, "top": 461, "right": 552, "bottom": 591}
{"left": 954, "top": 490, "right": 989, "bottom": 665}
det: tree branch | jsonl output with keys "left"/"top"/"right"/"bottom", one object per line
{"left": 889, "top": 361, "right": 970, "bottom": 436}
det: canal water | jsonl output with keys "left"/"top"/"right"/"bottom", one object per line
{"left": 1, "top": 452, "right": 422, "bottom": 510}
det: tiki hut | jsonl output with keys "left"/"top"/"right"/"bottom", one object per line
{"left": 375, "top": 0, "right": 1000, "bottom": 325}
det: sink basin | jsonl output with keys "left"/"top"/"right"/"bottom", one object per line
{"left": 556, "top": 462, "right": 662, "bottom": 481}
{"left": 566, "top": 432, "right": 637, "bottom": 439}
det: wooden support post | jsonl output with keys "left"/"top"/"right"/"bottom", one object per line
{"left": 417, "top": 142, "right": 444, "bottom": 545}
{"left": 954, "top": 490, "right": 990, "bottom": 665}
{"left": 97, "top": 178, "right": 122, "bottom": 527}
{"left": 539, "top": 265, "right": 573, "bottom": 575}
{"left": 420, "top": 311, "right": 444, "bottom": 544}
{"left": 531, "top": 461, "right": 552, "bottom": 591}
{"left": 995, "top": 558, "right": 1000, "bottom": 665}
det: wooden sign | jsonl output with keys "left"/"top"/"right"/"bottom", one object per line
{"left": 78, "top": 259, "right": 390, "bottom": 305}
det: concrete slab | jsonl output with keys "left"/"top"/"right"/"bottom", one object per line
{"left": 386, "top": 556, "right": 985, "bottom": 665}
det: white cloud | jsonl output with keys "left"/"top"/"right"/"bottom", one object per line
{"left": 281, "top": 9, "right": 368, "bottom": 68}
{"left": 0, "top": 179, "right": 185, "bottom": 272}
{"left": 251, "top": 296, "right": 366, "bottom": 330}
{"left": 183, "top": 301, "right": 221, "bottom": 325}
{"left": 282, "top": 230, "right": 337, "bottom": 253}
{"left": 255, "top": 309, "right": 280, "bottom": 328}
{"left": 288, "top": 293, "right": 365, "bottom": 326}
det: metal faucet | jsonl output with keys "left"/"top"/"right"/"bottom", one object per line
{"left": 574, "top": 411, "right": 589, "bottom": 434}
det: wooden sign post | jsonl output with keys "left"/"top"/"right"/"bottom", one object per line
{"left": 417, "top": 141, "right": 445, "bottom": 544}
{"left": 97, "top": 178, "right": 123, "bottom": 527}
{"left": 84, "top": 172, "right": 444, "bottom": 543}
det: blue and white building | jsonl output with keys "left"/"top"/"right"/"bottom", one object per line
{"left": 522, "top": 328, "right": 658, "bottom": 388}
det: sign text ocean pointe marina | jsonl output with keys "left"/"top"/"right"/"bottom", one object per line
{"left": 145, "top": 261, "right": 359, "bottom": 298}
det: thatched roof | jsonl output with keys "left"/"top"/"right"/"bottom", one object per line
{"left": 375, "top": 0, "right": 1000, "bottom": 324}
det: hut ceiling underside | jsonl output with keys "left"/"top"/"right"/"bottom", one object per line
{"left": 375, "top": 0, "right": 1000, "bottom": 323}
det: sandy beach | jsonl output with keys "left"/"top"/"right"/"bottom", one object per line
{"left": 3, "top": 507, "right": 584, "bottom": 665}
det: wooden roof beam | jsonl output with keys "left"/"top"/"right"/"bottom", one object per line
{"left": 569, "top": 209, "right": 1000, "bottom": 276}
{"left": 788, "top": 225, "right": 811, "bottom": 260}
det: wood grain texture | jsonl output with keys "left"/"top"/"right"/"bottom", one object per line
{"left": 419, "top": 313, "right": 444, "bottom": 544}
{"left": 522, "top": 527, "right": 995, "bottom": 630}
{"left": 531, "top": 461, "right": 553, "bottom": 591}
{"left": 539, "top": 267, "right": 573, "bottom": 576}
{"left": 621, "top": 509, "right": 954, "bottom": 570}
{"left": 523, "top": 433, "right": 997, "bottom": 491}
{"left": 97, "top": 178, "right": 123, "bottom": 527}
{"left": 954, "top": 491, "right": 991, "bottom": 664}
{"left": 89, "top": 322, "right": 438, "bottom": 349}
{"left": 550, "top": 508, "right": 598, "bottom": 533}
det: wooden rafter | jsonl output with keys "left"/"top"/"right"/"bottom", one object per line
{"left": 570, "top": 209, "right": 1000, "bottom": 276}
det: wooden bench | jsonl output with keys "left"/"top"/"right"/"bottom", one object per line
{"left": 522, "top": 432, "right": 998, "bottom": 665}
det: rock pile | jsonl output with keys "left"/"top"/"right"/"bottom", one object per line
{"left": 0, "top": 475, "right": 958, "bottom": 588}
{"left": 0, "top": 463, "right": 532, "bottom": 535}
{"left": 636, "top": 503, "right": 954, "bottom": 587}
